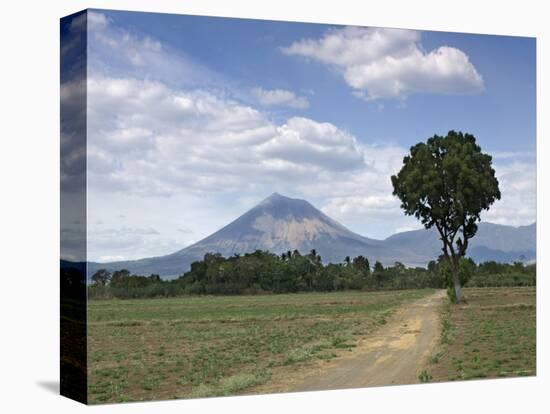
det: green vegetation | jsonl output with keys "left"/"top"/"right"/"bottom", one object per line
{"left": 87, "top": 289, "right": 432, "bottom": 403}
{"left": 88, "top": 250, "right": 535, "bottom": 299}
{"left": 418, "top": 369, "right": 432, "bottom": 383}
{"left": 392, "top": 131, "right": 501, "bottom": 303}
{"left": 467, "top": 261, "right": 536, "bottom": 287}
{"left": 427, "top": 287, "right": 536, "bottom": 381}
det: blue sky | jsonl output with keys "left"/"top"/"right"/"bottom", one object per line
{"left": 63, "top": 9, "right": 536, "bottom": 262}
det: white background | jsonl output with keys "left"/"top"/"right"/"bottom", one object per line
{"left": 0, "top": 0, "right": 547, "bottom": 412}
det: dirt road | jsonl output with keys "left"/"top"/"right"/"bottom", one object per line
{"left": 254, "top": 290, "right": 446, "bottom": 393}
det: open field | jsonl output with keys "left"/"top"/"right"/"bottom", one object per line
{"left": 87, "top": 289, "right": 433, "bottom": 403}
{"left": 87, "top": 286, "right": 536, "bottom": 403}
{"left": 426, "top": 287, "right": 536, "bottom": 381}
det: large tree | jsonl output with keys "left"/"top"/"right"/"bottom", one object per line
{"left": 91, "top": 269, "right": 111, "bottom": 286}
{"left": 391, "top": 131, "right": 500, "bottom": 303}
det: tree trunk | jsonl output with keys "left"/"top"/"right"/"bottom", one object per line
{"left": 451, "top": 267, "right": 463, "bottom": 304}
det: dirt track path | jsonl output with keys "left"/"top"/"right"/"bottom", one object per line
{"left": 254, "top": 290, "right": 446, "bottom": 393}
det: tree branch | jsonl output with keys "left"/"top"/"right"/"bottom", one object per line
{"left": 435, "top": 222, "right": 450, "bottom": 259}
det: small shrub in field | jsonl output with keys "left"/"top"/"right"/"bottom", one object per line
{"left": 418, "top": 370, "right": 432, "bottom": 383}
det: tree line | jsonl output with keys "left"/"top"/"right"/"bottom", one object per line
{"left": 88, "top": 249, "right": 535, "bottom": 299}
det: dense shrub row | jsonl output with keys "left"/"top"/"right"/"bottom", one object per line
{"left": 88, "top": 250, "right": 536, "bottom": 299}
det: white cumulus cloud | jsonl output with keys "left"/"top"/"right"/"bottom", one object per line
{"left": 282, "top": 26, "right": 484, "bottom": 100}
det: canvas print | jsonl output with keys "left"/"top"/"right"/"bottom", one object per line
{"left": 60, "top": 9, "right": 536, "bottom": 404}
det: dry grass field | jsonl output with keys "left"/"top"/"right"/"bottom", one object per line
{"left": 87, "top": 289, "right": 433, "bottom": 403}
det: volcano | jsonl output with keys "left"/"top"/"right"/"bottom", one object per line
{"left": 87, "top": 193, "right": 409, "bottom": 277}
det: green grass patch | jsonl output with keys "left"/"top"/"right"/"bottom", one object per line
{"left": 428, "top": 287, "right": 535, "bottom": 382}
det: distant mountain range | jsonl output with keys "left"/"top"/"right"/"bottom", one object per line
{"left": 84, "top": 193, "right": 536, "bottom": 278}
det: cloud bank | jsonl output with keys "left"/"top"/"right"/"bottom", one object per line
{"left": 84, "top": 76, "right": 366, "bottom": 197}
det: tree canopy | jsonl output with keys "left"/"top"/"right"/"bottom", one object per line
{"left": 391, "top": 131, "right": 500, "bottom": 302}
